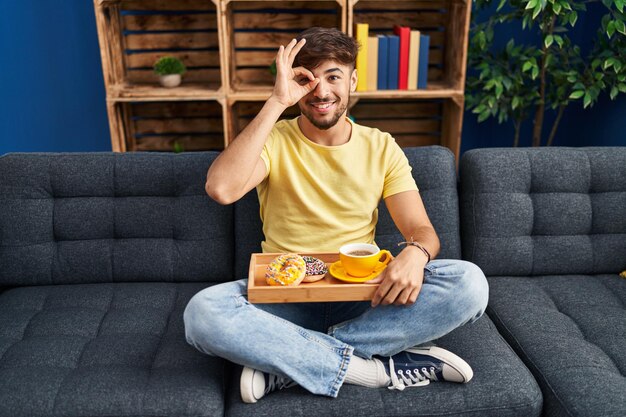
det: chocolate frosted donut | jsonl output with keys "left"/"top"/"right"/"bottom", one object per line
{"left": 302, "top": 256, "right": 328, "bottom": 282}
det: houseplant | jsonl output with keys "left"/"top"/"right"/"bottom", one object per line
{"left": 466, "top": 0, "right": 626, "bottom": 146}
{"left": 154, "top": 56, "right": 187, "bottom": 88}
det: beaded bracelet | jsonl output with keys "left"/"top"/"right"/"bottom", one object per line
{"left": 397, "top": 237, "right": 431, "bottom": 263}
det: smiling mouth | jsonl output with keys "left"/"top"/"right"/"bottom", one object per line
{"left": 310, "top": 101, "right": 336, "bottom": 111}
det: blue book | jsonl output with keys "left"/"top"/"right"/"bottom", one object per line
{"left": 387, "top": 35, "right": 400, "bottom": 90}
{"left": 418, "top": 34, "right": 430, "bottom": 89}
{"left": 377, "top": 35, "right": 389, "bottom": 90}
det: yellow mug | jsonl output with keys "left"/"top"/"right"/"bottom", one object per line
{"left": 339, "top": 243, "right": 392, "bottom": 277}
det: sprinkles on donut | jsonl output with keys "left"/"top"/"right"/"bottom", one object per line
{"left": 265, "top": 254, "right": 307, "bottom": 286}
{"left": 302, "top": 256, "right": 328, "bottom": 283}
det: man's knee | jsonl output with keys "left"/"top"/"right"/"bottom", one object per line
{"left": 183, "top": 281, "right": 245, "bottom": 351}
{"left": 428, "top": 259, "right": 489, "bottom": 318}
{"left": 453, "top": 260, "right": 489, "bottom": 319}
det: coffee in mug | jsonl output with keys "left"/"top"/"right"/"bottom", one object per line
{"left": 339, "top": 243, "right": 392, "bottom": 277}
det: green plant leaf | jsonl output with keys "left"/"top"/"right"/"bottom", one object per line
{"left": 553, "top": 2, "right": 562, "bottom": 14}
{"left": 545, "top": 34, "right": 554, "bottom": 47}
{"left": 583, "top": 92, "right": 592, "bottom": 108}
{"left": 153, "top": 56, "right": 186, "bottom": 76}
{"left": 526, "top": 0, "right": 538, "bottom": 10}
{"left": 619, "top": 83, "right": 626, "bottom": 93}
{"left": 478, "top": 110, "right": 491, "bottom": 122}
{"left": 616, "top": 20, "right": 626, "bottom": 35}
{"left": 496, "top": 82, "right": 504, "bottom": 97}
{"left": 607, "top": 20, "right": 616, "bottom": 38}
{"left": 569, "top": 11, "right": 578, "bottom": 26}
{"left": 532, "top": 66, "right": 540, "bottom": 79}
{"left": 533, "top": 3, "right": 542, "bottom": 19}
{"left": 497, "top": 0, "right": 508, "bottom": 11}
{"left": 512, "top": 96, "right": 520, "bottom": 109}
{"left": 616, "top": 0, "right": 624, "bottom": 13}
{"left": 610, "top": 86, "right": 619, "bottom": 99}
{"left": 555, "top": 35, "right": 564, "bottom": 48}
{"left": 569, "top": 90, "right": 584, "bottom": 99}
{"left": 523, "top": 61, "right": 533, "bottom": 72}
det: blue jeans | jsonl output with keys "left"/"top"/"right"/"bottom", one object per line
{"left": 183, "top": 259, "right": 488, "bottom": 398}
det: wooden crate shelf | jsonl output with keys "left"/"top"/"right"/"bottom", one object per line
{"left": 108, "top": 100, "right": 227, "bottom": 152}
{"left": 96, "top": 0, "right": 471, "bottom": 160}
{"left": 348, "top": 98, "right": 443, "bottom": 148}
{"left": 223, "top": 0, "right": 346, "bottom": 92}
{"left": 228, "top": 100, "right": 301, "bottom": 145}
{"left": 95, "top": 0, "right": 223, "bottom": 99}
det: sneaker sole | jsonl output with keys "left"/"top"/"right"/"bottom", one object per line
{"left": 405, "top": 346, "right": 473, "bottom": 383}
{"left": 240, "top": 366, "right": 260, "bottom": 404}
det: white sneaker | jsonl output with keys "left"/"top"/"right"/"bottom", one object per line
{"left": 240, "top": 366, "right": 296, "bottom": 403}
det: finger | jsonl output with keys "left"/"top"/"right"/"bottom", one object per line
{"left": 275, "top": 45, "right": 285, "bottom": 72}
{"left": 407, "top": 286, "right": 421, "bottom": 304}
{"left": 282, "top": 38, "right": 298, "bottom": 64}
{"left": 381, "top": 283, "right": 403, "bottom": 306}
{"left": 302, "top": 77, "right": 320, "bottom": 93}
{"left": 394, "top": 287, "right": 414, "bottom": 305}
{"left": 370, "top": 270, "right": 389, "bottom": 307}
{"left": 287, "top": 38, "right": 307, "bottom": 66}
{"left": 365, "top": 274, "right": 384, "bottom": 284}
{"left": 292, "top": 67, "right": 315, "bottom": 82}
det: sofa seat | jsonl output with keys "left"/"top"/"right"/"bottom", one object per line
{"left": 487, "top": 275, "right": 626, "bottom": 417}
{"left": 0, "top": 282, "right": 225, "bottom": 417}
{"left": 225, "top": 315, "right": 543, "bottom": 417}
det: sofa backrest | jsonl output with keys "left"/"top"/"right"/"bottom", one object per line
{"left": 0, "top": 152, "right": 234, "bottom": 286}
{"left": 460, "top": 147, "right": 626, "bottom": 276}
{"left": 233, "top": 146, "right": 462, "bottom": 279}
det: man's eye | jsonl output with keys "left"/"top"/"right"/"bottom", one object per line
{"left": 329, "top": 76, "right": 340, "bottom": 81}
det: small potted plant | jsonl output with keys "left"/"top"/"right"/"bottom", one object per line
{"left": 154, "top": 56, "right": 186, "bottom": 88}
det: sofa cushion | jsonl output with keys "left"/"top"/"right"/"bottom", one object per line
{"left": 487, "top": 275, "right": 626, "bottom": 417}
{"left": 460, "top": 147, "right": 626, "bottom": 276}
{"left": 233, "top": 146, "right": 462, "bottom": 279}
{"left": 225, "top": 315, "right": 542, "bottom": 417}
{"left": 0, "top": 282, "right": 226, "bottom": 417}
{"left": 0, "top": 152, "right": 234, "bottom": 286}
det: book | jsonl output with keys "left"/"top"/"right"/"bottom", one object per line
{"left": 387, "top": 35, "right": 400, "bottom": 90}
{"left": 377, "top": 35, "right": 389, "bottom": 90}
{"left": 393, "top": 25, "right": 411, "bottom": 90}
{"left": 408, "top": 30, "right": 420, "bottom": 90}
{"left": 354, "top": 23, "right": 369, "bottom": 92}
{"left": 367, "top": 37, "right": 378, "bottom": 91}
{"left": 418, "top": 34, "right": 430, "bottom": 89}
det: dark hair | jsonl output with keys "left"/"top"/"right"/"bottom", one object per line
{"left": 294, "top": 27, "right": 359, "bottom": 70}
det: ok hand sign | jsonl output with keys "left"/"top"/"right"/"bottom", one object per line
{"left": 271, "top": 39, "right": 320, "bottom": 108}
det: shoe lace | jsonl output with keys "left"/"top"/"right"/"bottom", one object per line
{"left": 387, "top": 357, "right": 435, "bottom": 391}
{"left": 265, "top": 374, "right": 297, "bottom": 394}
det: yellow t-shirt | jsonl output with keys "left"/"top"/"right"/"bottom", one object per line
{"left": 258, "top": 117, "right": 418, "bottom": 253}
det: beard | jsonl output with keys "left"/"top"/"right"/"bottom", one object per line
{"left": 299, "top": 98, "right": 348, "bottom": 130}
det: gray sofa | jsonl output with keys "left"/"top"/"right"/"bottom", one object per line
{"left": 460, "top": 148, "right": 626, "bottom": 417}
{"left": 0, "top": 146, "right": 621, "bottom": 417}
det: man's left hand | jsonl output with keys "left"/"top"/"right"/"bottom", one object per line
{"left": 367, "top": 246, "right": 428, "bottom": 307}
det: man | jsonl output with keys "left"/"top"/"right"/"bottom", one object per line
{"left": 184, "top": 27, "right": 488, "bottom": 403}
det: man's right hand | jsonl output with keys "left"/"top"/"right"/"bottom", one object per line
{"left": 270, "top": 38, "right": 320, "bottom": 108}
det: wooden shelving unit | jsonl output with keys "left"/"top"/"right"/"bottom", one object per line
{"left": 94, "top": 0, "right": 471, "bottom": 158}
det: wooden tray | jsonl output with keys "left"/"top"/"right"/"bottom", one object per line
{"left": 247, "top": 252, "right": 379, "bottom": 303}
